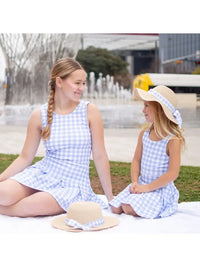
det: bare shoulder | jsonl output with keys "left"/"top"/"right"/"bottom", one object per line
{"left": 139, "top": 129, "right": 146, "bottom": 136}
{"left": 87, "top": 103, "right": 100, "bottom": 113}
{"left": 28, "top": 108, "right": 42, "bottom": 130}
{"left": 87, "top": 103, "right": 102, "bottom": 120}
{"left": 87, "top": 103, "right": 103, "bottom": 131}
{"left": 167, "top": 136, "right": 181, "bottom": 154}
{"left": 30, "top": 108, "right": 41, "bottom": 118}
{"left": 138, "top": 129, "right": 145, "bottom": 140}
{"left": 29, "top": 108, "right": 41, "bottom": 121}
{"left": 169, "top": 136, "right": 181, "bottom": 144}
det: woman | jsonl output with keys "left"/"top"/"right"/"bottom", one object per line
{"left": 0, "top": 57, "right": 113, "bottom": 217}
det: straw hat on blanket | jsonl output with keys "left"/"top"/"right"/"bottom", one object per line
{"left": 51, "top": 201, "right": 119, "bottom": 232}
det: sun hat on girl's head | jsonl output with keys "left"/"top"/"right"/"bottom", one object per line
{"left": 134, "top": 85, "right": 182, "bottom": 127}
{"left": 51, "top": 201, "right": 119, "bottom": 232}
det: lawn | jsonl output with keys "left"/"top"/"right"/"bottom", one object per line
{"left": 0, "top": 154, "right": 199, "bottom": 202}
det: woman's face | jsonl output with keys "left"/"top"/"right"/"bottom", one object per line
{"left": 142, "top": 101, "right": 155, "bottom": 123}
{"left": 58, "top": 69, "right": 86, "bottom": 101}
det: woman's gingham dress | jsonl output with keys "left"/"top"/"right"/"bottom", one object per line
{"left": 10, "top": 101, "right": 107, "bottom": 211}
{"left": 110, "top": 130, "right": 179, "bottom": 219}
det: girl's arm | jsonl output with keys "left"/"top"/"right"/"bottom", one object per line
{"left": 132, "top": 137, "right": 181, "bottom": 193}
{"left": 129, "top": 130, "right": 143, "bottom": 193}
{"left": 87, "top": 103, "right": 113, "bottom": 202}
{"left": 0, "top": 109, "right": 42, "bottom": 182}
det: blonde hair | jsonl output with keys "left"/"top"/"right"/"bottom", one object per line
{"left": 41, "top": 57, "right": 84, "bottom": 140}
{"left": 144, "top": 101, "right": 185, "bottom": 149}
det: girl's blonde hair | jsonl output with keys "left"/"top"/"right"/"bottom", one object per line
{"left": 144, "top": 101, "right": 185, "bottom": 149}
{"left": 41, "top": 57, "right": 84, "bottom": 140}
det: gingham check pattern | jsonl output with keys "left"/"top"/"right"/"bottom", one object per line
{"left": 65, "top": 217, "right": 104, "bottom": 230}
{"left": 110, "top": 130, "right": 179, "bottom": 219}
{"left": 11, "top": 101, "right": 107, "bottom": 211}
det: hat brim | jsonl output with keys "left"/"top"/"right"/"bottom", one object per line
{"left": 51, "top": 215, "right": 119, "bottom": 232}
{"left": 134, "top": 88, "right": 178, "bottom": 125}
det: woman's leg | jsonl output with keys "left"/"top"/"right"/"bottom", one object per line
{"left": 0, "top": 179, "right": 37, "bottom": 206}
{"left": 121, "top": 203, "right": 139, "bottom": 217}
{"left": 0, "top": 191, "right": 65, "bottom": 217}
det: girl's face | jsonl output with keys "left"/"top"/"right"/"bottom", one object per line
{"left": 143, "top": 101, "right": 155, "bottom": 123}
{"left": 58, "top": 69, "right": 86, "bottom": 101}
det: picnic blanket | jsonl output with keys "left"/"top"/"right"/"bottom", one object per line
{"left": 0, "top": 195, "right": 199, "bottom": 234}
{"left": 0, "top": 195, "right": 199, "bottom": 267}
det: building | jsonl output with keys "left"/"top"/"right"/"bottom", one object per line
{"left": 159, "top": 34, "right": 200, "bottom": 73}
{"left": 81, "top": 33, "right": 200, "bottom": 76}
{"left": 81, "top": 33, "right": 159, "bottom": 76}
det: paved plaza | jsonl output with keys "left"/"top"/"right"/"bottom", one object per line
{"left": 0, "top": 124, "right": 199, "bottom": 166}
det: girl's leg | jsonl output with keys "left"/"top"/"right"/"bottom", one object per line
{"left": 0, "top": 191, "right": 65, "bottom": 217}
{"left": 0, "top": 179, "right": 37, "bottom": 206}
{"left": 121, "top": 203, "right": 139, "bottom": 217}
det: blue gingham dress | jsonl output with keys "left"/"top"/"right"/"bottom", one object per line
{"left": 10, "top": 101, "right": 107, "bottom": 211}
{"left": 110, "top": 130, "right": 179, "bottom": 219}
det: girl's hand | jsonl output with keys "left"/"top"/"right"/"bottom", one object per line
{"left": 129, "top": 182, "right": 149, "bottom": 194}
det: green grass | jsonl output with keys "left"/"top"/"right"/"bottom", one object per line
{"left": 175, "top": 166, "right": 200, "bottom": 202}
{"left": 0, "top": 153, "right": 199, "bottom": 202}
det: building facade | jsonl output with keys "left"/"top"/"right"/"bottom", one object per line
{"left": 81, "top": 33, "right": 159, "bottom": 76}
{"left": 159, "top": 34, "right": 200, "bottom": 73}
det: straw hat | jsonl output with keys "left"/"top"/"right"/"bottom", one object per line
{"left": 134, "top": 85, "right": 182, "bottom": 126}
{"left": 51, "top": 201, "right": 119, "bottom": 232}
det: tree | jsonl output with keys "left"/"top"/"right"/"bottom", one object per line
{"left": 76, "top": 46, "right": 129, "bottom": 84}
{"left": 0, "top": 34, "right": 82, "bottom": 105}
{"left": 0, "top": 34, "right": 41, "bottom": 104}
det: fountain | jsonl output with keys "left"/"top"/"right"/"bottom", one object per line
{"left": 82, "top": 72, "right": 145, "bottom": 128}
{"left": 0, "top": 72, "right": 199, "bottom": 128}
{"left": 0, "top": 72, "right": 145, "bottom": 128}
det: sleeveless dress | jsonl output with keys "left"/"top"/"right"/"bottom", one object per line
{"left": 109, "top": 130, "right": 179, "bottom": 219}
{"left": 10, "top": 101, "right": 107, "bottom": 211}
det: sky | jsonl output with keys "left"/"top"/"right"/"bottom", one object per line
{"left": 0, "top": 1, "right": 198, "bottom": 33}
{"left": 0, "top": 0, "right": 199, "bottom": 81}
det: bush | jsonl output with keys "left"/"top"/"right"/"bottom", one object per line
{"left": 76, "top": 46, "right": 131, "bottom": 87}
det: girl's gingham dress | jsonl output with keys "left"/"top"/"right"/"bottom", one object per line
{"left": 10, "top": 101, "right": 107, "bottom": 211}
{"left": 110, "top": 130, "right": 179, "bottom": 219}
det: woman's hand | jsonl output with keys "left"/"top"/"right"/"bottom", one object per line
{"left": 129, "top": 182, "right": 149, "bottom": 194}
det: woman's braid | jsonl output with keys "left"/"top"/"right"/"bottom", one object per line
{"left": 41, "top": 80, "right": 55, "bottom": 140}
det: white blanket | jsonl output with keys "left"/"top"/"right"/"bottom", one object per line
{"left": 1, "top": 196, "right": 199, "bottom": 267}
{"left": 0, "top": 196, "right": 200, "bottom": 234}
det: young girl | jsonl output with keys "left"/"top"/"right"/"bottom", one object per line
{"left": 0, "top": 57, "right": 113, "bottom": 217}
{"left": 110, "top": 85, "right": 185, "bottom": 219}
